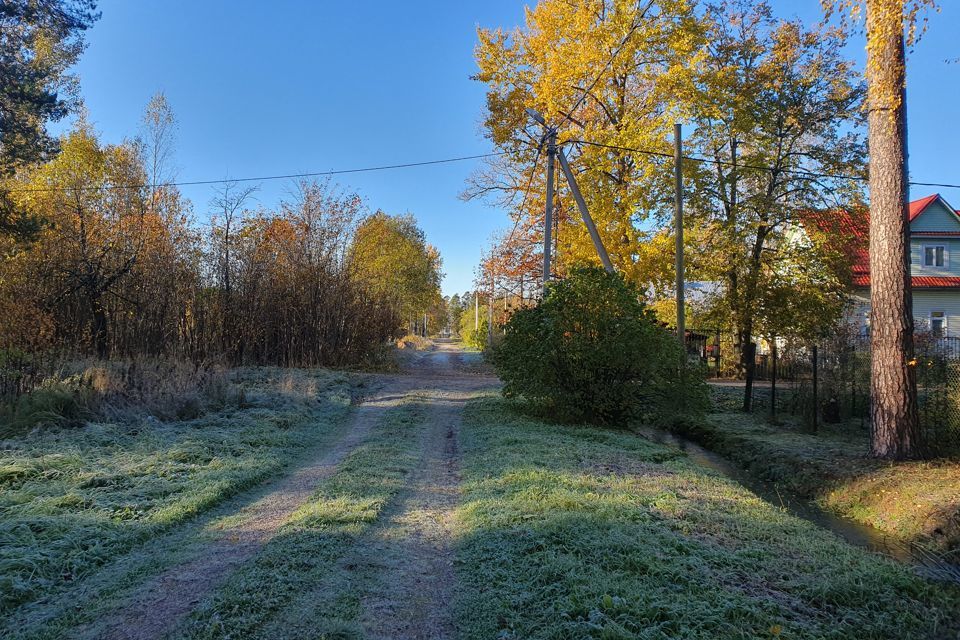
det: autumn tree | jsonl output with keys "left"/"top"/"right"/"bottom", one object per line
{"left": 208, "top": 180, "right": 257, "bottom": 359}
{"left": 350, "top": 211, "right": 442, "bottom": 333}
{"left": 0, "top": 0, "right": 99, "bottom": 240}
{"left": 681, "top": 0, "right": 866, "bottom": 410}
{"left": 467, "top": 0, "right": 700, "bottom": 285}
{"left": 11, "top": 123, "right": 149, "bottom": 357}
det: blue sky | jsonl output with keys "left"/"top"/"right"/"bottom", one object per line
{"left": 61, "top": 0, "right": 959, "bottom": 295}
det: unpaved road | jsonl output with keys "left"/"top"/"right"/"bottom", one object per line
{"left": 84, "top": 341, "right": 495, "bottom": 640}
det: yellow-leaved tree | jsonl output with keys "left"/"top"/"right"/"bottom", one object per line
{"left": 466, "top": 0, "right": 701, "bottom": 290}
{"left": 349, "top": 211, "right": 443, "bottom": 335}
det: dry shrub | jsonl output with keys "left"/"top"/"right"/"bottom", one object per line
{"left": 395, "top": 334, "right": 434, "bottom": 351}
{"left": 0, "top": 358, "right": 236, "bottom": 435}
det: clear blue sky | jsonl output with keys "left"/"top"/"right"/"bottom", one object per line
{"left": 61, "top": 0, "right": 960, "bottom": 296}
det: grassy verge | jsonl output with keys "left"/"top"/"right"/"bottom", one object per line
{"left": 0, "top": 367, "right": 359, "bottom": 621}
{"left": 674, "top": 394, "right": 960, "bottom": 553}
{"left": 175, "top": 397, "right": 429, "bottom": 639}
{"left": 454, "top": 394, "right": 960, "bottom": 640}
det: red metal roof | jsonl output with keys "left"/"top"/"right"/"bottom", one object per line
{"left": 908, "top": 194, "right": 941, "bottom": 221}
{"left": 806, "top": 194, "right": 960, "bottom": 289}
{"left": 853, "top": 275, "right": 960, "bottom": 289}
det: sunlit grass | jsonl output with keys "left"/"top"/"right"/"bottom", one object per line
{"left": 176, "top": 397, "right": 429, "bottom": 640}
{"left": 0, "top": 368, "right": 356, "bottom": 620}
{"left": 685, "top": 407, "right": 960, "bottom": 553}
{"left": 454, "top": 394, "right": 960, "bottom": 639}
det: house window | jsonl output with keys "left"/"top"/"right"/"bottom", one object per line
{"left": 930, "top": 310, "right": 946, "bottom": 337}
{"left": 923, "top": 244, "right": 947, "bottom": 267}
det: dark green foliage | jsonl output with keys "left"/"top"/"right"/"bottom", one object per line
{"left": 491, "top": 266, "right": 707, "bottom": 424}
{"left": 0, "top": 0, "right": 99, "bottom": 175}
{"left": 1, "top": 1, "right": 100, "bottom": 239}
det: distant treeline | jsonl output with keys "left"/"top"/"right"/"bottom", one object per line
{"left": 1, "top": 119, "right": 441, "bottom": 368}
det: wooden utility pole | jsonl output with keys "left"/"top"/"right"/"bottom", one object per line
{"left": 487, "top": 277, "right": 494, "bottom": 347}
{"left": 543, "top": 129, "right": 557, "bottom": 292}
{"left": 675, "top": 123, "right": 685, "bottom": 348}
{"left": 866, "top": 0, "right": 920, "bottom": 459}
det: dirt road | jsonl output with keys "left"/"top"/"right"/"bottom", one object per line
{"left": 82, "top": 341, "right": 495, "bottom": 640}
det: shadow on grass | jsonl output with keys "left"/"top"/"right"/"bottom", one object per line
{"left": 453, "top": 395, "right": 960, "bottom": 640}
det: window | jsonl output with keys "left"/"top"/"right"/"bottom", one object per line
{"left": 923, "top": 244, "right": 947, "bottom": 267}
{"left": 931, "top": 310, "right": 946, "bottom": 337}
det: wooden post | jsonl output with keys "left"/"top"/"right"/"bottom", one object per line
{"left": 812, "top": 344, "right": 819, "bottom": 433}
{"left": 675, "top": 123, "right": 685, "bottom": 348}
{"left": 770, "top": 338, "right": 778, "bottom": 423}
{"left": 543, "top": 130, "right": 556, "bottom": 292}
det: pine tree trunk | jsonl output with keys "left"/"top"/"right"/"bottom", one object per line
{"left": 866, "top": 0, "right": 920, "bottom": 459}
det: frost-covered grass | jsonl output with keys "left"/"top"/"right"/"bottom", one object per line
{"left": 176, "top": 397, "right": 429, "bottom": 639}
{"left": 679, "top": 399, "right": 960, "bottom": 553}
{"left": 454, "top": 394, "right": 960, "bottom": 640}
{"left": 0, "top": 367, "right": 359, "bottom": 621}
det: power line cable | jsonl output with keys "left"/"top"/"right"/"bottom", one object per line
{"left": 5, "top": 151, "right": 508, "bottom": 194}
{"left": 556, "top": 17, "right": 643, "bottom": 130}
{"left": 569, "top": 139, "right": 960, "bottom": 191}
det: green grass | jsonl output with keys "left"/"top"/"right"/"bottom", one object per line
{"left": 454, "top": 394, "right": 960, "bottom": 640}
{"left": 0, "top": 367, "right": 358, "bottom": 622}
{"left": 175, "top": 397, "right": 430, "bottom": 639}
{"left": 676, "top": 402, "right": 960, "bottom": 553}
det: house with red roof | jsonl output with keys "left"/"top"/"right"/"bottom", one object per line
{"left": 817, "top": 194, "right": 960, "bottom": 337}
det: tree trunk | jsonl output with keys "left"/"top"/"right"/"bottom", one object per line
{"left": 866, "top": 0, "right": 920, "bottom": 459}
{"left": 91, "top": 298, "right": 109, "bottom": 359}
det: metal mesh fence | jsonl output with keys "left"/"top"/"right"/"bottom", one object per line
{"left": 686, "top": 328, "right": 960, "bottom": 457}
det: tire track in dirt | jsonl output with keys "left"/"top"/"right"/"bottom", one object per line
{"left": 256, "top": 342, "right": 497, "bottom": 640}
{"left": 81, "top": 374, "right": 420, "bottom": 640}
{"left": 355, "top": 343, "right": 496, "bottom": 639}
{"left": 356, "top": 384, "right": 474, "bottom": 640}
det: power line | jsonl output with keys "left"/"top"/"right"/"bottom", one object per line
{"left": 569, "top": 139, "right": 960, "bottom": 191}
{"left": 5, "top": 151, "right": 508, "bottom": 194}
{"left": 557, "top": 16, "right": 644, "bottom": 130}
{"left": 506, "top": 144, "right": 544, "bottom": 244}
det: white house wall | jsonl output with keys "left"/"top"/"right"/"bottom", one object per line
{"left": 911, "top": 239, "right": 960, "bottom": 277}
{"left": 912, "top": 291, "right": 960, "bottom": 337}
{"left": 849, "top": 289, "right": 960, "bottom": 337}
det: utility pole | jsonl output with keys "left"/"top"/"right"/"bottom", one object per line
{"left": 557, "top": 148, "right": 614, "bottom": 273}
{"left": 543, "top": 129, "right": 557, "bottom": 292}
{"left": 674, "top": 123, "right": 685, "bottom": 349}
{"left": 487, "top": 277, "right": 494, "bottom": 347}
{"left": 526, "top": 108, "right": 615, "bottom": 285}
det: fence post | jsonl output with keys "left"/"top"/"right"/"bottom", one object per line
{"left": 715, "top": 328, "right": 721, "bottom": 378}
{"left": 811, "top": 344, "right": 819, "bottom": 434}
{"left": 743, "top": 341, "right": 756, "bottom": 412}
{"left": 770, "top": 338, "right": 777, "bottom": 423}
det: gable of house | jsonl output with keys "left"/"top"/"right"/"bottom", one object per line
{"left": 909, "top": 195, "right": 960, "bottom": 233}
{"left": 908, "top": 195, "right": 960, "bottom": 282}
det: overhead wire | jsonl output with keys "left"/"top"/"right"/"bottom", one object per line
{"left": 569, "top": 139, "right": 960, "bottom": 191}
{"left": 4, "top": 151, "right": 509, "bottom": 194}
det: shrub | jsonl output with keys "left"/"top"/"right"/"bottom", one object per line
{"left": 459, "top": 307, "right": 490, "bottom": 351}
{"left": 395, "top": 334, "right": 434, "bottom": 351}
{"left": 491, "top": 266, "right": 707, "bottom": 424}
{"left": 0, "top": 358, "right": 235, "bottom": 436}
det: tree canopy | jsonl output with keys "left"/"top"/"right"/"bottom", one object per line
{"left": 1, "top": 0, "right": 99, "bottom": 239}
{"left": 350, "top": 211, "right": 443, "bottom": 328}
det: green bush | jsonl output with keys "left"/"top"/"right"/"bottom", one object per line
{"left": 491, "top": 266, "right": 707, "bottom": 424}
{"left": 459, "top": 306, "right": 490, "bottom": 351}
